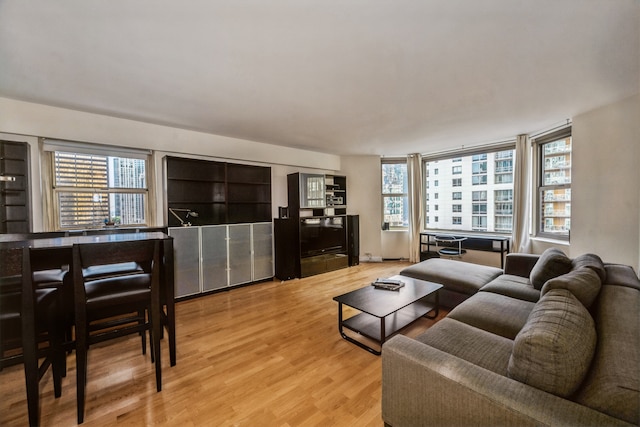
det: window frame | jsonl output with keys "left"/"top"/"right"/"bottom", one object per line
{"left": 381, "top": 158, "right": 409, "bottom": 230}
{"left": 534, "top": 127, "right": 572, "bottom": 241}
{"left": 44, "top": 140, "right": 152, "bottom": 230}
{"left": 422, "top": 143, "right": 515, "bottom": 234}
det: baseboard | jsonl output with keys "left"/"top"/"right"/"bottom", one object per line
{"left": 360, "top": 255, "right": 383, "bottom": 263}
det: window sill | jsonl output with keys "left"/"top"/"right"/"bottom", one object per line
{"left": 530, "top": 236, "right": 570, "bottom": 246}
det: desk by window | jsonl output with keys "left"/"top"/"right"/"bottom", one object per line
{"left": 420, "top": 232, "right": 510, "bottom": 268}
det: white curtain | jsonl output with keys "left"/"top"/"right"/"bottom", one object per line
{"left": 407, "top": 153, "right": 423, "bottom": 263}
{"left": 512, "top": 134, "right": 532, "bottom": 253}
{"left": 39, "top": 140, "right": 57, "bottom": 231}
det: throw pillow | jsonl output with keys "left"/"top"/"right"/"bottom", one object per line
{"left": 508, "top": 288, "right": 596, "bottom": 397}
{"left": 571, "top": 253, "right": 607, "bottom": 282}
{"left": 529, "top": 248, "right": 573, "bottom": 290}
{"left": 541, "top": 267, "right": 602, "bottom": 308}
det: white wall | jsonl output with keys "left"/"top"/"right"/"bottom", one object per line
{"left": 0, "top": 97, "right": 341, "bottom": 229}
{"left": 339, "top": 155, "right": 384, "bottom": 261}
{"left": 571, "top": 94, "right": 640, "bottom": 270}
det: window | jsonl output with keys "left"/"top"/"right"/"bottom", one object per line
{"left": 472, "top": 203, "right": 487, "bottom": 214}
{"left": 382, "top": 160, "right": 408, "bottom": 228}
{"left": 46, "top": 141, "right": 150, "bottom": 230}
{"left": 472, "top": 191, "right": 487, "bottom": 201}
{"left": 472, "top": 155, "right": 487, "bottom": 186}
{"left": 472, "top": 175, "right": 487, "bottom": 185}
{"left": 495, "top": 151, "right": 514, "bottom": 184}
{"left": 472, "top": 215, "right": 487, "bottom": 230}
{"left": 423, "top": 146, "right": 515, "bottom": 232}
{"left": 536, "top": 128, "right": 571, "bottom": 239}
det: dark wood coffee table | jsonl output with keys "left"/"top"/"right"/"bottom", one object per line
{"left": 333, "top": 275, "right": 442, "bottom": 355}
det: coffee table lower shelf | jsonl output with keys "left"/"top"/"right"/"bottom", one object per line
{"left": 340, "top": 299, "right": 437, "bottom": 355}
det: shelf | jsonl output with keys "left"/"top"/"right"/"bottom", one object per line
{"left": 342, "top": 299, "right": 436, "bottom": 341}
{"left": 165, "top": 176, "right": 225, "bottom": 183}
{"left": 166, "top": 156, "right": 271, "bottom": 226}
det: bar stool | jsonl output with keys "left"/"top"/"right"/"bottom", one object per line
{"left": 71, "top": 239, "right": 162, "bottom": 424}
{"left": 0, "top": 246, "right": 70, "bottom": 427}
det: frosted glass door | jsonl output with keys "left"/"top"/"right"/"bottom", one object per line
{"left": 201, "top": 225, "right": 228, "bottom": 291}
{"left": 253, "top": 222, "right": 273, "bottom": 280}
{"left": 169, "top": 227, "right": 201, "bottom": 298}
{"left": 228, "top": 224, "right": 252, "bottom": 286}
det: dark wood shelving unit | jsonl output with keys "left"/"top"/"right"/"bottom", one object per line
{"left": 275, "top": 172, "right": 358, "bottom": 280}
{"left": 165, "top": 156, "right": 271, "bottom": 226}
{"left": 1, "top": 140, "right": 30, "bottom": 233}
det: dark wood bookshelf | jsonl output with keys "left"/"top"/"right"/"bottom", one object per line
{"left": 165, "top": 156, "right": 271, "bottom": 226}
{"left": 1, "top": 140, "right": 30, "bottom": 233}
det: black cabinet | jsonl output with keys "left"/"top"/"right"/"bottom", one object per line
{"left": 1, "top": 140, "right": 30, "bottom": 233}
{"left": 165, "top": 156, "right": 271, "bottom": 226}
{"left": 275, "top": 172, "right": 358, "bottom": 279}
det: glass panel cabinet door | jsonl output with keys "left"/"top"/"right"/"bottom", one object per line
{"left": 202, "top": 225, "right": 228, "bottom": 291}
{"left": 253, "top": 222, "right": 273, "bottom": 281}
{"left": 228, "top": 224, "right": 252, "bottom": 286}
{"left": 300, "top": 174, "right": 326, "bottom": 208}
{"left": 169, "top": 227, "right": 201, "bottom": 298}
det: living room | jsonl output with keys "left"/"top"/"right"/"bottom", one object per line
{"left": 1, "top": 1, "right": 639, "bottom": 426}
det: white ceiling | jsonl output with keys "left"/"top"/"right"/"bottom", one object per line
{"left": 0, "top": 1, "right": 638, "bottom": 156}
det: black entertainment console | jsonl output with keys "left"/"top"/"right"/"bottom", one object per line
{"left": 274, "top": 173, "right": 359, "bottom": 280}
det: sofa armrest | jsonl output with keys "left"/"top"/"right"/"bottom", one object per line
{"left": 503, "top": 253, "right": 540, "bottom": 278}
{"left": 382, "top": 335, "right": 633, "bottom": 427}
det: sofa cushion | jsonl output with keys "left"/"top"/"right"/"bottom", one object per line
{"left": 480, "top": 274, "right": 540, "bottom": 303}
{"left": 541, "top": 267, "right": 601, "bottom": 309}
{"left": 574, "top": 284, "right": 640, "bottom": 425}
{"left": 529, "top": 248, "right": 573, "bottom": 290}
{"left": 448, "top": 292, "right": 535, "bottom": 340}
{"left": 415, "top": 318, "right": 513, "bottom": 376}
{"left": 604, "top": 264, "right": 640, "bottom": 292}
{"left": 400, "top": 258, "right": 503, "bottom": 296}
{"left": 571, "top": 253, "right": 607, "bottom": 282}
{"left": 508, "top": 289, "right": 596, "bottom": 398}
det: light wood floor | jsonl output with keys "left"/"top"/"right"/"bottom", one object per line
{"left": 1, "top": 261, "right": 447, "bottom": 426}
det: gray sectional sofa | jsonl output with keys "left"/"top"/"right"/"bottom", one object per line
{"left": 382, "top": 249, "right": 640, "bottom": 426}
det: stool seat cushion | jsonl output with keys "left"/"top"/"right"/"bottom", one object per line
{"left": 84, "top": 273, "right": 151, "bottom": 310}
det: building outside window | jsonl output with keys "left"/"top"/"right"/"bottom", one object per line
{"left": 536, "top": 128, "right": 571, "bottom": 239}
{"left": 382, "top": 160, "right": 408, "bottom": 228}
{"left": 424, "top": 147, "right": 514, "bottom": 232}
{"left": 52, "top": 149, "right": 148, "bottom": 229}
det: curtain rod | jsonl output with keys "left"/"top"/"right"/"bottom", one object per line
{"left": 421, "top": 138, "right": 516, "bottom": 160}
